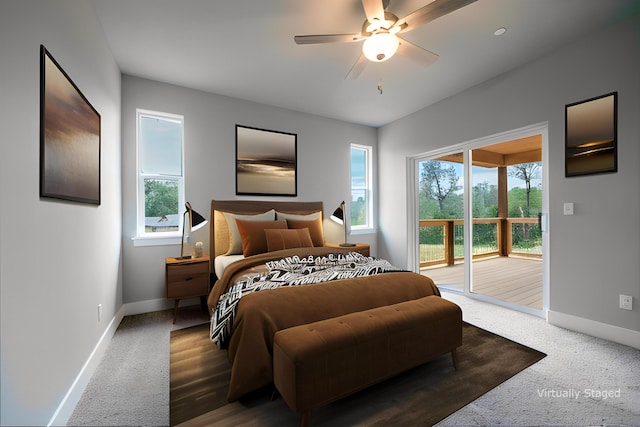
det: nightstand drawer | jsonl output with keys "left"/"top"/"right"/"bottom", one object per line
{"left": 166, "top": 262, "right": 209, "bottom": 299}
{"left": 167, "top": 261, "right": 208, "bottom": 281}
{"left": 166, "top": 272, "right": 208, "bottom": 298}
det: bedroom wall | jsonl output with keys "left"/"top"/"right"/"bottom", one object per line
{"left": 0, "top": 1, "right": 122, "bottom": 425}
{"left": 121, "top": 75, "right": 377, "bottom": 306}
{"left": 377, "top": 15, "right": 640, "bottom": 345}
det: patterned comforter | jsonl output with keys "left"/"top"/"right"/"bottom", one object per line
{"left": 210, "top": 252, "right": 402, "bottom": 347}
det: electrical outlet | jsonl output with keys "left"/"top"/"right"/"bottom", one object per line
{"left": 619, "top": 295, "right": 632, "bottom": 311}
{"left": 98, "top": 304, "right": 103, "bottom": 322}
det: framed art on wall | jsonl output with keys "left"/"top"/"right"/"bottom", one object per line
{"left": 40, "top": 45, "right": 101, "bottom": 205}
{"left": 236, "top": 125, "right": 297, "bottom": 196}
{"left": 565, "top": 92, "right": 617, "bottom": 177}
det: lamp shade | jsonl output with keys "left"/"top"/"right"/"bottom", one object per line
{"left": 362, "top": 32, "right": 399, "bottom": 62}
{"left": 330, "top": 202, "right": 345, "bottom": 225}
{"left": 190, "top": 208, "right": 207, "bottom": 232}
{"left": 180, "top": 202, "right": 208, "bottom": 258}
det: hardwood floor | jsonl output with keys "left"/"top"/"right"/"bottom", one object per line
{"left": 172, "top": 323, "right": 546, "bottom": 427}
{"left": 171, "top": 324, "right": 231, "bottom": 426}
{"left": 421, "top": 256, "right": 543, "bottom": 309}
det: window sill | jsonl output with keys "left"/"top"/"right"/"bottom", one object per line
{"left": 350, "top": 227, "right": 376, "bottom": 236}
{"left": 132, "top": 235, "right": 181, "bottom": 247}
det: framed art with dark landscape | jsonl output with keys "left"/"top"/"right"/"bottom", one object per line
{"left": 565, "top": 92, "right": 617, "bottom": 177}
{"left": 236, "top": 125, "right": 297, "bottom": 196}
{"left": 40, "top": 45, "right": 101, "bottom": 205}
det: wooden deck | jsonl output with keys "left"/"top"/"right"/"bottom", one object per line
{"left": 421, "top": 256, "right": 543, "bottom": 309}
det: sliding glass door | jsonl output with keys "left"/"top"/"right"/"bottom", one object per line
{"left": 470, "top": 146, "right": 543, "bottom": 310}
{"left": 418, "top": 153, "right": 465, "bottom": 292}
{"left": 413, "top": 125, "right": 548, "bottom": 316}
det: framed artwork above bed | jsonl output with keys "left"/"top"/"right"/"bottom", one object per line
{"left": 236, "top": 125, "right": 297, "bottom": 196}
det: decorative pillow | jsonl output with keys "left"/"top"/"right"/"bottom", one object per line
{"left": 275, "top": 211, "right": 322, "bottom": 221}
{"left": 265, "top": 228, "right": 314, "bottom": 252}
{"left": 286, "top": 218, "right": 325, "bottom": 247}
{"left": 223, "top": 210, "right": 275, "bottom": 255}
{"left": 236, "top": 219, "right": 287, "bottom": 257}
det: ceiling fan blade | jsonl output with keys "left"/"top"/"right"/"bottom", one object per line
{"left": 345, "top": 54, "right": 368, "bottom": 80}
{"left": 397, "top": 37, "right": 439, "bottom": 67}
{"left": 361, "top": 0, "right": 385, "bottom": 23}
{"left": 398, "top": 0, "right": 477, "bottom": 32}
{"left": 294, "top": 33, "right": 364, "bottom": 45}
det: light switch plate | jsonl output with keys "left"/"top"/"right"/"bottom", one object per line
{"left": 563, "top": 202, "right": 574, "bottom": 216}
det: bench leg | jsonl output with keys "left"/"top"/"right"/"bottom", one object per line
{"left": 451, "top": 348, "right": 459, "bottom": 370}
{"left": 300, "top": 410, "right": 311, "bottom": 427}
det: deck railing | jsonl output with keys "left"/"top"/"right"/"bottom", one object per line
{"left": 419, "top": 218, "right": 542, "bottom": 267}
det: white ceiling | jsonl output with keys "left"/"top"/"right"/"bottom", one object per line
{"left": 91, "top": 0, "right": 639, "bottom": 127}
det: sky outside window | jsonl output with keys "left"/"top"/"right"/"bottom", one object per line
{"left": 351, "top": 146, "right": 366, "bottom": 201}
{"left": 140, "top": 115, "right": 182, "bottom": 176}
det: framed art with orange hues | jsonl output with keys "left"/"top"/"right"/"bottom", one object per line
{"left": 40, "top": 45, "right": 101, "bottom": 204}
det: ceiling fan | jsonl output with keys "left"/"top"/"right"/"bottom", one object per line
{"left": 294, "top": 0, "right": 477, "bottom": 79}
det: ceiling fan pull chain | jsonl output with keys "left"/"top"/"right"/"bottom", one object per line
{"left": 377, "top": 79, "right": 383, "bottom": 95}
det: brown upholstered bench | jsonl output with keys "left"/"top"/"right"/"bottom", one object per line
{"left": 273, "top": 295, "right": 462, "bottom": 426}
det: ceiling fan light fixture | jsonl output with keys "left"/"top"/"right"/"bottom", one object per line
{"left": 366, "top": 18, "right": 382, "bottom": 33}
{"left": 362, "top": 32, "right": 399, "bottom": 62}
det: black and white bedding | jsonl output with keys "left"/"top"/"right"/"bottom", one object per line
{"left": 210, "top": 252, "right": 402, "bottom": 347}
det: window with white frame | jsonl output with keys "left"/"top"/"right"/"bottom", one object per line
{"left": 136, "top": 110, "right": 185, "bottom": 241}
{"left": 350, "top": 144, "right": 373, "bottom": 230}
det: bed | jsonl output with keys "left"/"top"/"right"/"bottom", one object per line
{"left": 207, "top": 200, "right": 442, "bottom": 401}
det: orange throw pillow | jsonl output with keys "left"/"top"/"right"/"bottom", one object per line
{"left": 265, "top": 228, "right": 314, "bottom": 252}
{"left": 236, "top": 219, "right": 287, "bottom": 256}
{"left": 286, "top": 218, "right": 325, "bottom": 247}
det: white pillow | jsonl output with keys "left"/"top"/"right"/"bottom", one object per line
{"left": 223, "top": 209, "right": 275, "bottom": 255}
{"left": 214, "top": 254, "right": 244, "bottom": 279}
{"left": 275, "top": 211, "right": 322, "bottom": 221}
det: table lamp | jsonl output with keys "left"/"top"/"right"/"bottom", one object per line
{"left": 178, "top": 201, "right": 208, "bottom": 259}
{"left": 330, "top": 201, "right": 356, "bottom": 247}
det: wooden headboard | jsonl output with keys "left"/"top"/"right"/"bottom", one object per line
{"left": 210, "top": 200, "right": 324, "bottom": 268}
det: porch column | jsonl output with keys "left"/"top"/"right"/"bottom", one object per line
{"left": 498, "top": 166, "right": 509, "bottom": 256}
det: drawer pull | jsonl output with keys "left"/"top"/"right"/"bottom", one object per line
{"left": 186, "top": 277, "right": 193, "bottom": 281}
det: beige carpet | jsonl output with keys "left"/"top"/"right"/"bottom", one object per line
{"left": 170, "top": 322, "right": 546, "bottom": 426}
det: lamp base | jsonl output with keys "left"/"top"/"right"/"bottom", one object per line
{"left": 339, "top": 243, "right": 357, "bottom": 247}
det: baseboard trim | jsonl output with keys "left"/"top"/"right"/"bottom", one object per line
{"left": 123, "top": 297, "right": 175, "bottom": 316}
{"left": 123, "top": 297, "right": 202, "bottom": 316}
{"left": 548, "top": 310, "right": 640, "bottom": 349}
{"left": 47, "top": 305, "right": 126, "bottom": 426}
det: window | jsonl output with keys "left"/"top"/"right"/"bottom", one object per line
{"left": 135, "top": 110, "right": 184, "bottom": 243}
{"left": 350, "top": 144, "right": 373, "bottom": 230}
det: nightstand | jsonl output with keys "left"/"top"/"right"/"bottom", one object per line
{"left": 324, "top": 243, "right": 370, "bottom": 257}
{"left": 165, "top": 254, "right": 210, "bottom": 324}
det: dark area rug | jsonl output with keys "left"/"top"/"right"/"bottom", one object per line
{"left": 170, "top": 322, "right": 545, "bottom": 426}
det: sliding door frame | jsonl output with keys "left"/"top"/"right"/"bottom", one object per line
{"left": 407, "top": 122, "right": 550, "bottom": 318}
